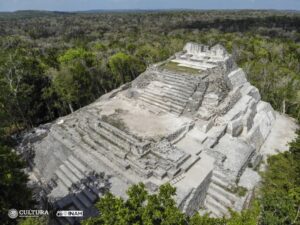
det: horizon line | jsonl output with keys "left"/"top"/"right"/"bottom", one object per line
{"left": 0, "top": 8, "right": 300, "bottom": 13}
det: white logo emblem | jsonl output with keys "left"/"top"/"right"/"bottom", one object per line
{"left": 8, "top": 209, "right": 18, "bottom": 219}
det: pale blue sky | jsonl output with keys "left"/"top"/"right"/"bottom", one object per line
{"left": 0, "top": 0, "right": 299, "bottom": 12}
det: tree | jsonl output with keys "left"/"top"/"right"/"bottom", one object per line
{"left": 108, "top": 52, "right": 145, "bottom": 85}
{"left": 0, "top": 145, "right": 33, "bottom": 225}
{"left": 82, "top": 183, "right": 187, "bottom": 225}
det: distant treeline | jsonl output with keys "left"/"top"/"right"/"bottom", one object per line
{"left": 0, "top": 10, "right": 300, "bottom": 225}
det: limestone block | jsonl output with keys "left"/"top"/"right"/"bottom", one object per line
{"left": 198, "top": 120, "right": 214, "bottom": 133}
{"left": 227, "top": 68, "right": 247, "bottom": 88}
{"left": 184, "top": 42, "right": 204, "bottom": 56}
{"left": 203, "top": 93, "right": 220, "bottom": 107}
{"left": 253, "top": 101, "right": 275, "bottom": 140}
{"left": 257, "top": 101, "right": 276, "bottom": 121}
{"left": 243, "top": 100, "right": 257, "bottom": 132}
{"left": 250, "top": 153, "right": 263, "bottom": 169}
{"left": 223, "top": 95, "right": 252, "bottom": 121}
{"left": 246, "top": 126, "right": 265, "bottom": 151}
{"left": 227, "top": 118, "right": 243, "bottom": 137}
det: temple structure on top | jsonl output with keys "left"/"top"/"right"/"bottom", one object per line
{"left": 19, "top": 43, "right": 283, "bottom": 224}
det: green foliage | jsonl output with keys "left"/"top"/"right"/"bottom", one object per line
{"left": 18, "top": 217, "right": 47, "bottom": 225}
{"left": 0, "top": 11, "right": 300, "bottom": 225}
{"left": 58, "top": 48, "right": 94, "bottom": 65}
{"left": 258, "top": 131, "right": 300, "bottom": 225}
{"left": 109, "top": 52, "right": 145, "bottom": 84}
{"left": 0, "top": 145, "right": 33, "bottom": 225}
{"left": 82, "top": 183, "right": 188, "bottom": 225}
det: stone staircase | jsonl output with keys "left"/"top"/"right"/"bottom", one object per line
{"left": 50, "top": 155, "right": 103, "bottom": 225}
{"left": 139, "top": 71, "right": 199, "bottom": 115}
{"left": 203, "top": 170, "right": 238, "bottom": 218}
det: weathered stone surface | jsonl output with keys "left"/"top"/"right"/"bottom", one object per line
{"left": 227, "top": 68, "right": 247, "bottom": 88}
{"left": 17, "top": 43, "right": 297, "bottom": 223}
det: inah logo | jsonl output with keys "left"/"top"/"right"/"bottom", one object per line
{"left": 8, "top": 209, "right": 18, "bottom": 219}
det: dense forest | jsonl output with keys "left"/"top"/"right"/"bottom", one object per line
{"left": 0, "top": 10, "right": 300, "bottom": 225}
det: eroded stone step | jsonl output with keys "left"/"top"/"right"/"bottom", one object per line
{"left": 56, "top": 217, "right": 69, "bottom": 225}
{"left": 207, "top": 188, "right": 234, "bottom": 207}
{"left": 141, "top": 92, "right": 183, "bottom": 111}
{"left": 72, "top": 196, "right": 86, "bottom": 210}
{"left": 142, "top": 91, "right": 186, "bottom": 110}
{"left": 144, "top": 89, "right": 187, "bottom": 107}
{"left": 206, "top": 195, "right": 229, "bottom": 216}
{"left": 82, "top": 189, "right": 98, "bottom": 203}
{"left": 211, "top": 175, "right": 230, "bottom": 188}
{"left": 161, "top": 72, "right": 196, "bottom": 82}
{"left": 161, "top": 87, "right": 192, "bottom": 99}
{"left": 64, "top": 160, "right": 85, "bottom": 181}
{"left": 55, "top": 170, "right": 73, "bottom": 188}
{"left": 210, "top": 183, "right": 238, "bottom": 203}
{"left": 76, "top": 192, "right": 92, "bottom": 208}
{"left": 79, "top": 126, "right": 128, "bottom": 159}
{"left": 140, "top": 95, "right": 183, "bottom": 114}
{"left": 68, "top": 155, "right": 89, "bottom": 175}
{"left": 181, "top": 155, "right": 201, "bottom": 172}
{"left": 162, "top": 73, "right": 197, "bottom": 85}
{"left": 147, "top": 87, "right": 189, "bottom": 103}
{"left": 140, "top": 96, "right": 182, "bottom": 115}
{"left": 78, "top": 133, "right": 130, "bottom": 171}
{"left": 162, "top": 78, "right": 196, "bottom": 91}
{"left": 213, "top": 170, "right": 228, "bottom": 181}
{"left": 167, "top": 85, "right": 195, "bottom": 97}
{"left": 89, "top": 124, "right": 130, "bottom": 152}
{"left": 59, "top": 164, "right": 80, "bottom": 184}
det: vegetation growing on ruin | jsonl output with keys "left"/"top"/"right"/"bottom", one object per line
{"left": 0, "top": 10, "right": 299, "bottom": 224}
{"left": 161, "top": 62, "right": 201, "bottom": 75}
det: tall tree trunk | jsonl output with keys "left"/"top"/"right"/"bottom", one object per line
{"left": 68, "top": 103, "right": 74, "bottom": 113}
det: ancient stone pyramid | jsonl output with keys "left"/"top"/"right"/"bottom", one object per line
{"left": 20, "top": 42, "right": 276, "bottom": 224}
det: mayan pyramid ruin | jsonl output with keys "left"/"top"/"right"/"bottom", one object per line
{"left": 19, "top": 42, "right": 283, "bottom": 224}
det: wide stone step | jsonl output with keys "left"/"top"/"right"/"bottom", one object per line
{"left": 163, "top": 77, "right": 196, "bottom": 90}
{"left": 140, "top": 95, "right": 182, "bottom": 115}
{"left": 181, "top": 155, "right": 201, "bottom": 172}
{"left": 64, "top": 216, "right": 75, "bottom": 225}
{"left": 162, "top": 78, "right": 196, "bottom": 91}
{"left": 82, "top": 189, "right": 98, "bottom": 203}
{"left": 210, "top": 183, "right": 238, "bottom": 203}
{"left": 72, "top": 196, "right": 86, "bottom": 210}
{"left": 68, "top": 155, "right": 89, "bottom": 175}
{"left": 213, "top": 170, "right": 228, "bottom": 181}
{"left": 59, "top": 164, "right": 80, "bottom": 184}
{"left": 162, "top": 73, "right": 197, "bottom": 85}
{"left": 56, "top": 217, "right": 69, "bottom": 225}
{"left": 168, "top": 85, "right": 195, "bottom": 97}
{"left": 155, "top": 89, "right": 190, "bottom": 103}
{"left": 211, "top": 175, "right": 230, "bottom": 189}
{"left": 141, "top": 93, "right": 184, "bottom": 112}
{"left": 79, "top": 133, "right": 130, "bottom": 170}
{"left": 145, "top": 88, "right": 187, "bottom": 106}
{"left": 140, "top": 93, "right": 184, "bottom": 112}
{"left": 160, "top": 87, "right": 192, "bottom": 99}
{"left": 143, "top": 91, "right": 186, "bottom": 108}
{"left": 97, "top": 119, "right": 141, "bottom": 145}
{"left": 206, "top": 195, "right": 229, "bottom": 216}
{"left": 91, "top": 124, "right": 130, "bottom": 152}
{"left": 80, "top": 126, "right": 128, "bottom": 159}
{"left": 55, "top": 170, "right": 73, "bottom": 188}
{"left": 64, "top": 160, "right": 85, "bottom": 181}
{"left": 76, "top": 192, "right": 93, "bottom": 208}
{"left": 72, "top": 137, "right": 137, "bottom": 184}
{"left": 161, "top": 72, "right": 195, "bottom": 82}
{"left": 163, "top": 78, "right": 196, "bottom": 91}
{"left": 207, "top": 188, "right": 234, "bottom": 207}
